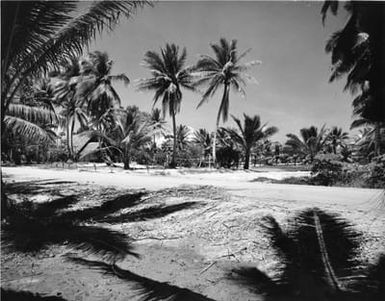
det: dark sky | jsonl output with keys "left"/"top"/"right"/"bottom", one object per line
{"left": 89, "top": 0, "right": 354, "bottom": 142}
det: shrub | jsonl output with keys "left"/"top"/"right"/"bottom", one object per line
{"left": 216, "top": 147, "right": 240, "bottom": 168}
{"left": 310, "top": 154, "right": 344, "bottom": 186}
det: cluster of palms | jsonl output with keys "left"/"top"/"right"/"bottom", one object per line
{"left": 3, "top": 32, "right": 265, "bottom": 169}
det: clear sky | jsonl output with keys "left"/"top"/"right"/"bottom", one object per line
{"left": 89, "top": 0, "right": 354, "bottom": 142}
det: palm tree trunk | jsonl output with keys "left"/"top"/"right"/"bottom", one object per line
{"left": 212, "top": 126, "right": 218, "bottom": 168}
{"left": 170, "top": 106, "right": 177, "bottom": 168}
{"left": 66, "top": 117, "right": 71, "bottom": 159}
{"left": 213, "top": 83, "right": 229, "bottom": 167}
{"left": 70, "top": 116, "right": 76, "bottom": 160}
{"left": 123, "top": 145, "right": 130, "bottom": 170}
{"left": 374, "top": 122, "right": 381, "bottom": 156}
{"left": 244, "top": 147, "right": 251, "bottom": 169}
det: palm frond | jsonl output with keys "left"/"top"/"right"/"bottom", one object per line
{"left": 7, "top": 103, "right": 58, "bottom": 124}
{"left": 4, "top": 115, "right": 56, "bottom": 144}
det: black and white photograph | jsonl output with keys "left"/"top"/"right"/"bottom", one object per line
{"left": 1, "top": 0, "right": 384, "bottom": 300}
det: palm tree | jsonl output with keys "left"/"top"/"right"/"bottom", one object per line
{"left": 194, "top": 38, "right": 260, "bottom": 165}
{"left": 79, "top": 51, "right": 130, "bottom": 122}
{"left": 285, "top": 126, "right": 328, "bottom": 163}
{"left": 61, "top": 99, "right": 88, "bottom": 158}
{"left": 137, "top": 44, "right": 196, "bottom": 167}
{"left": 193, "top": 129, "right": 212, "bottom": 162}
{"left": 1, "top": 0, "right": 150, "bottom": 135}
{"left": 175, "top": 124, "right": 191, "bottom": 152}
{"left": 225, "top": 114, "right": 278, "bottom": 169}
{"left": 149, "top": 108, "right": 168, "bottom": 147}
{"left": 327, "top": 126, "right": 349, "bottom": 154}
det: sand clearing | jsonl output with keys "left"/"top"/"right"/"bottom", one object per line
{"left": 2, "top": 166, "right": 384, "bottom": 300}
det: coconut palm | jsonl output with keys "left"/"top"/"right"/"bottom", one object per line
{"left": 149, "top": 108, "right": 168, "bottom": 147}
{"left": 327, "top": 126, "right": 349, "bottom": 154}
{"left": 1, "top": 0, "right": 150, "bottom": 134}
{"left": 79, "top": 51, "right": 130, "bottom": 122}
{"left": 194, "top": 38, "right": 260, "bottom": 165}
{"left": 225, "top": 114, "right": 278, "bottom": 169}
{"left": 285, "top": 126, "right": 328, "bottom": 163}
{"left": 61, "top": 99, "right": 88, "bottom": 158}
{"left": 193, "top": 128, "right": 212, "bottom": 159}
{"left": 137, "top": 43, "right": 196, "bottom": 167}
{"left": 175, "top": 124, "right": 191, "bottom": 152}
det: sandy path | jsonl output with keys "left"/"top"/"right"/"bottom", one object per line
{"left": 3, "top": 166, "right": 382, "bottom": 210}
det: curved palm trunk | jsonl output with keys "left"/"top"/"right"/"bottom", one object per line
{"left": 70, "top": 116, "right": 76, "bottom": 160}
{"left": 170, "top": 107, "right": 177, "bottom": 168}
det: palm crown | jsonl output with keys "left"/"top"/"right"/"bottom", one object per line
{"left": 226, "top": 114, "right": 278, "bottom": 169}
{"left": 285, "top": 126, "right": 328, "bottom": 162}
{"left": 137, "top": 43, "right": 196, "bottom": 167}
{"left": 194, "top": 38, "right": 260, "bottom": 124}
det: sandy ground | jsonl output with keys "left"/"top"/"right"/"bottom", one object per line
{"left": 1, "top": 166, "right": 384, "bottom": 300}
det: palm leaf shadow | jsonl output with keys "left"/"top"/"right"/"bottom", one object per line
{"left": 98, "top": 201, "right": 202, "bottom": 224}
{"left": 1, "top": 288, "right": 67, "bottom": 301}
{"left": 229, "top": 207, "right": 384, "bottom": 300}
{"left": 4, "top": 180, "right": 74, "bottom": 195}
{"left": 2, "top": 192, "right": 146, "bottom": 262}
{"left": 61, "top": 191, "right": 147, "bottom": 221}
{"left": 2, "top": 183, "right": 205, "bottom": 262}
{"left": 66, "top": 257, "right": 216, "bottom": 301}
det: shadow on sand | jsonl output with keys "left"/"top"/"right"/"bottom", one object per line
{"left": 228, "top": 208, "right": 385, "bottom": 301}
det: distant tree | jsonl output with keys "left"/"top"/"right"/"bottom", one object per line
{"left": 149, "top": 108, "right": 168, "bottom": 147}
{"left": 193, "top": 128, "right": 212, "bottom": 160}
{"left": 285, "top": 126, "right": 328, "bottom": 163}
{"left": 194, "top": 38, "right": 260, "bottom": 165}
{"left": 327, "top": 126, "right": 349, "bottom": 154}
{"left": 138, "top": 44, "right": 196, "bottom": 167}
{"left": 225, "top": 114, "right": 278, "bottom": 169}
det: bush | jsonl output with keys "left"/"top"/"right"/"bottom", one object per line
{"left": 310, "top": 154, "right": 344, "bottom": 186}
{"left": 216, "top": 147, "right": 240, "bottom": 168}
{"left": 310, "top": 154, "right": 385, "bottom": 188}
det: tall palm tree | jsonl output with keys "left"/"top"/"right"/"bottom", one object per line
{"left": 285, "top": 126, "right": 328, "bottom": 163}
{"left": 327, "top": 126, "right": 349, "bottom": 154}
{"left": 137, "top": 43, "right": 196, "bottom": 167}
{"left": 225, "top": 114, "right": 278, "bottom": 169}
{"left": 194, "top": 38, "right": 260, "bottom": 165}
{"left": 1, "top": 0, "right": 150, "bottom": 134}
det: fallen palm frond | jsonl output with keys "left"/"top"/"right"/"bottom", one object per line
{"left": 66, "top": 257, "right": 216, "bottom": 301}
{"left": 229, "top": 208, "right": 384, "bottom": 300}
